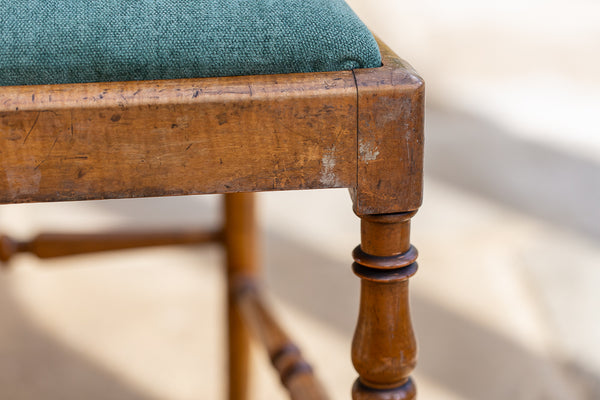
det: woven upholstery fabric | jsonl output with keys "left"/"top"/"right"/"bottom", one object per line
{"left": 0, "top": 0, "right": 381, "bottom": 86}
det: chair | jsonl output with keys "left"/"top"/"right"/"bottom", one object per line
{"left": 0, "top": 1, "right": 424, "bottom": 399}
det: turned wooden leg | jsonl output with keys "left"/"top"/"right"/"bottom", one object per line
{"left": 224, "top": 193, "right": 259, "bottom": 400}
{"left": 351, "top": 212, "right": 418, "bottom": 400}
{"left": 235, "top": 284, "right": 329, "bottom": 400}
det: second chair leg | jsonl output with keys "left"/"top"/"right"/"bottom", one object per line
{"left": 224, "top": 193, "right": 259, "bottom": 400}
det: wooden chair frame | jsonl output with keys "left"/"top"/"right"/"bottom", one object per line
{"left": 0, "top": 41, "right": 424, "bottom": 400}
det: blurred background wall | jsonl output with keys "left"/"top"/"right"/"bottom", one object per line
{"left": 0, "top": 1, "right": 599, "bottom": 399}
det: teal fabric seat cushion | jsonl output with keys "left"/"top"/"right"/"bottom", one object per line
{"left": 0, "top": 0, "right": 381, "bottom": 86}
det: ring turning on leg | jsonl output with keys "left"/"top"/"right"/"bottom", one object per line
{"left": 351, "top": 212, "right": 418, "bottom": 400}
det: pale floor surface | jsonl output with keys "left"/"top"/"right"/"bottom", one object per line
{"left": 0, "top": 177, "right": 599, "bottom": 399}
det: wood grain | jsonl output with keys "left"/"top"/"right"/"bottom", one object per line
{"left": 0, "top": 229, "right": 220, "bottom": 262}
{"left": 0, "top": 72, "right": 357, "bottom": 204}
{"left": 351, "top": 40, "right": 425, "bottom": 216}
{"left": 224, "top": 193, "right": 259, "bottom": 400}
{"left": 0, "top": 40, "right": 426, "bottom": 400}
{"left": 351, "top": 212, "right": 418, "bottom": 400}
{"left": 1, "top": 42, "right": 423, "bottom": 213}
{"left": 236, "top": 283, "right": 329, "bottom": 400}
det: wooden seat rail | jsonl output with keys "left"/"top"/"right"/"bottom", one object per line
{"left": 0, "top": 39, "right": 424, "bottom": 400}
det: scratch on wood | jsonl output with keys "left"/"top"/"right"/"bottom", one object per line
{"left": 22, "top": 111, "right": 40, "bottom": 143}
{"left": 34, "top": 137, "right": 59, "bottom": 170}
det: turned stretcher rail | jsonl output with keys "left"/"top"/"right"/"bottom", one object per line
{"left": 0, "top": 229, "right": 222, "bottom": 263}
{"left": 235, "top": 282, "right": 329, "bottom": 400}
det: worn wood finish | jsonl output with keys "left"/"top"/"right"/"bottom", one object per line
{"left": 0, "top": 37, "right": 425, "bottom": 400}
{"left": 351, "top": 40, "right": 425, "bottom": 216}
{"left": 0, "top": 42, "right": 422, "bottom": 209}
{"left": 224, "top": 193, "right": 259, "bottom": 400}
{"left": 349, "top": 42, "right": 424, "bottom": 398}
{"left": 0, "top": 72, "right": 357, "bottom": 204}
{"left": 235, "top": 282, "right": 329, "bottom": 400}
{"left": 0, "top": 229, "right": 220, "bottom": 262}
{"left": 351, "top": 212, "right": 418, "bottom": 400}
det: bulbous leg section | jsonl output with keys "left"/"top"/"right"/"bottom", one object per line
{"left": 351, "top": 212, "right": 418, "bottom": 400}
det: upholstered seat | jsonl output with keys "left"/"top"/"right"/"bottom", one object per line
{"left": 0, "top": 0, "right": 381, "bottom": 86}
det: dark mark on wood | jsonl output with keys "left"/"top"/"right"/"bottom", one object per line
{"left": 22, "top": 111, "right": 41, "bottom": 144}
{"left": 34, "top": 137, "right": 59, "bottom": 170}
